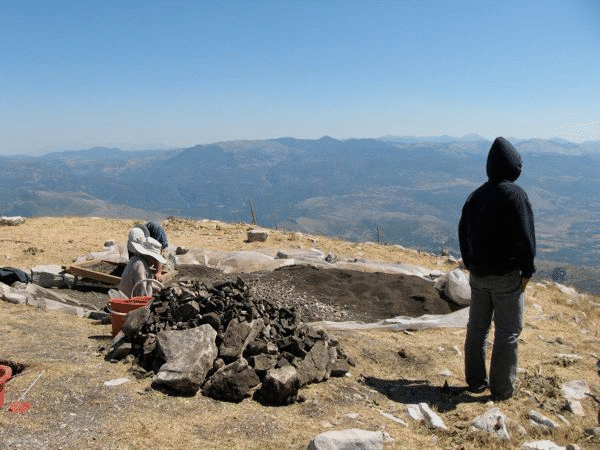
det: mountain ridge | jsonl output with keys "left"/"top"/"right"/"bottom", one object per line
{"left": 1, "top": 136, "right": 598, "bottom": 294}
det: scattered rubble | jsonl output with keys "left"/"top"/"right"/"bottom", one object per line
{"left": 4, "top": 234, "right": 598, "bottom": 447}
{"left": 0, "top": 280, "right": 95, "bottom": 316}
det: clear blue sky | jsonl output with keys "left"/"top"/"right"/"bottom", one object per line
{"left": 1, "top": 0, "right": 599, "bottom": 155}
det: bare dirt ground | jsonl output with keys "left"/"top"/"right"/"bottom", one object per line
{"left": 1, "top": 217, "right": 600, "bottom": 449}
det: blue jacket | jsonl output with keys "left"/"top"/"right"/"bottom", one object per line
{"left": 145, "top": 221, "right": 169, "bottom": 249}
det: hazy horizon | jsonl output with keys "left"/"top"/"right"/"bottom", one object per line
{"left": 2, "top": 133, "right": 600, "bottom": 158}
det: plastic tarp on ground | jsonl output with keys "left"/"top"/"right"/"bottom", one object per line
{"left": 73, "top": 243, "right": 129, "bottom": 265}
{"left": 177, "top": 249, "right": 296, "bottom": 274}
{"left": 174, "top": 247, "right": 444, "bottom": 281}
{"left": 71, "top": 244, "right": 470, "bottom": 331}
{"left": 310, "top": 307, "right": 470, "bottom": 331}
{"left": 332, "top": 260, "right": 444, "bottom": 280}
{"left": 172, "top": 247, "right": 471, "bottom": 331}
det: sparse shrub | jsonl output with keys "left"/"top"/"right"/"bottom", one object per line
{"left": 23, "top": 247, "right": 44, "bottom": 256}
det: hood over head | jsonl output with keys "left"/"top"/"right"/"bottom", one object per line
{"left": 486, "top": 137, "right": 522, "bottom": 182}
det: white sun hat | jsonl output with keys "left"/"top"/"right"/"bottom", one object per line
{"left": 128, "top": 228, "right": 166, "bottom": 264}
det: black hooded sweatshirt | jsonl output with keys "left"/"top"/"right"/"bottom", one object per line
{"left": 458, "top": 137, "right": 536, "bottom": 278}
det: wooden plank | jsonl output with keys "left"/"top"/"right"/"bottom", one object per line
{"left": 64, "top": 260, "right": 172, "bottom": 287}
{"left": 63, "top": 265, "right": 121, "bottom": 285}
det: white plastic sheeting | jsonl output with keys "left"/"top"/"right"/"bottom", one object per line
{"left": 310, "top": 307, "right": 470, "bottom": 331}
{"left": 333, "top": 260, "right": 444, "bottom": 280}
{"left": 179, "top": 249, "right": 296, "bottom": 274}
{"left": 73, "top": 244, "right": 471, "bottom": 331}
{"left": 174, "top": 247, "right": 445, "bottom": 282}
{"left": 434, "top": 268, "right": 471, "bottom": 306}
{"left": 73, "top": 243, "right": 129, "bottom": 265}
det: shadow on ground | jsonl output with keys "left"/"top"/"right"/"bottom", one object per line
{"left": 361, "top": 375, "right": 490, "bottom": 412}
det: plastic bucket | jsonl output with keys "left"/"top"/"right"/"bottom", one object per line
{"left": 107, "top": 296, "right": 151, "bottom": 337}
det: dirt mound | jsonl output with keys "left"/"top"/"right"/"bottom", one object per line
{"left": 175, "top": 264, "right": 457, "bottom": 323}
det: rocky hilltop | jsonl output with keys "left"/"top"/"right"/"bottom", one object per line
{"left": 1, "top": 216, "right": 599, "bottom": 449}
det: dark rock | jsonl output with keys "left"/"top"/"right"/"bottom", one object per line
{"left": 89, "top": 310, "right": 110, "bottom": 321}
{"left": 110, "top": 271, "right": 354, "bottom": 404}
{"left": 277, "top": 357, "right": 291, "bottom": 368}
{"left": 303, "top": 326, "right": 323, "bottom": 341}
{"left": 279, "top": 351, "right": 296, "bottom": 363}
{"left": 122, "top": 306, "right": 151, "bottom": 339}
{"left": 219, "top": 318, "right": 264, "bottom": 363}
{"left": 143, "top": 334, "right": 157, "bottom": 354}
{"left": 244, "top": 340, "right": 269, "bottom": 357}
{"left": 330, "top": 358, "right": 352, "bottom": 377}
{"left": 202, "top": 312, "right": 222, "bottom": 332}
{"left": 258, "top": 366, "right": 301, "bottom": 405}
{"left": 202, "top": 357, "right": 260, "bottom": 402}
{"left": 106, "top": 342, "right": 132, "bottom": 362}
{"left": 129, "top": 365, "right": 152, "bottom": 380}
{"left": 153, "top": 325, "right": 218, "bottom": 393}
{"left": 279, "top": 336, "right": 308, "bottom": 358}
{"left": 154, "top": 305, "right": 168, "bottom": 315}
{"left": 294, "top": 340, "right": 336, "bottom": 386}
{"left": 213, "top": 358, "right": 225, "bottom": 371}
{"left": 249, "top": 353, "right": 277, "bottom": 376}
{"left": 173, "top": 300, "right": 200, "bottom": 322}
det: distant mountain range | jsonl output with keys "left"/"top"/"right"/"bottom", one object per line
{"left": 2, "top": 136, "right": 599, "bottom": 293}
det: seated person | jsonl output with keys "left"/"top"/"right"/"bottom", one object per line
{"left": 118, "top": 227, "right": 166, "bottom": 298}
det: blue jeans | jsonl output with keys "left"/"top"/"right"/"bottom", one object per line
{"left": 464, "top": 270, "right": 524, "bottom": 399}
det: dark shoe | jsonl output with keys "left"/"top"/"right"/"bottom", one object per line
{"left": 467, "top": 383, "right": 488, "bottom": 394}
{"left": 490, "top": 392, "right": 512, "bottom": 401}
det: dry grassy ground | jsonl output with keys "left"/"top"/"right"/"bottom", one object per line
{"left": 1, "top": 217, "right": 600, "bottom": 449}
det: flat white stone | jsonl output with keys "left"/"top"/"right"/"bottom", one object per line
{"left": 308, "top": 429, "right": 384, "bottom": 450}
{"left": 562, "top": 380, "right": 591, "bottom": 400}
{"left": 377, "top": 409, "right": 408, "bottom": 427}
{"left": 104, "top": 378, "right": 130, "bottom": 386}
{"left": 406, "top": 404, "right": 423, "bottom": 421}
{"left": 520, "top": 440, "right": 566, "bottom": 450}
{"left": 419, "top": 402, "right": 447, "bottom": 430}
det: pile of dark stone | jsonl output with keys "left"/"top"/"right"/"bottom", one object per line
{"left": 103, "top": 276, "right": 354, "bottom": 405}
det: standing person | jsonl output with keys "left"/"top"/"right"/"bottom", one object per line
{"left": 458, "top": 137, "right": 536, "bottom": 401}
{"left": 118, "top": 227, "right": 166, "bottom": 298}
